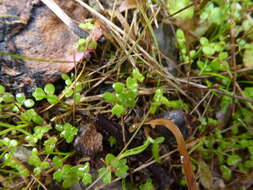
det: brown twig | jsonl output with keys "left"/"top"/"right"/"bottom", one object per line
{"left": 146, "top": 119, "right": 199, "bottom": 190}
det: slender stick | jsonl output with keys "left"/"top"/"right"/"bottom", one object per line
{"left": 40, "top": 0, "right": 89, "bottom": 38}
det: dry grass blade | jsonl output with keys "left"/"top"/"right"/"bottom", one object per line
{"left": 146, "top": 119, "right": 199, "bottom": 190}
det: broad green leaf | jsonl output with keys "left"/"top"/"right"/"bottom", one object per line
{"left": 28, "top": 148, "right": 42, "bottom": 166}
{"left": 149, "top": 102, "right": 160, "bottom": 114}
{"left": 65, "top": 79, "right": 72, "bottom": 86}
{"left": 40, "top": 161, "right": 50, "bottom": 169}
{"left": 200, "top": 37, "right": 209, "bottom": 45}
{"left": 153, "top": 89, "right": 164, "bottom": 102}
{"left": 87, "top": 38, "right": 97, "bottom": 49}
{"left": 26, "top": 125, "right": 51, "bottom": 143}
{"left": 55, "top": 124, "right": 63, "bottom": 132}
{"left": 202, "top": 45, "right": 215, "bottom": 56}
{"left": 21, "top": 109, "right": 43, "bottom": 124}
{"left": 78, "top": 38, "right": 87, "bottom": 46}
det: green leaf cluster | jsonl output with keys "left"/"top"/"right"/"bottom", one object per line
{"left": 0, "top": 137, "right": 18, "bottom": 148}
{"left": 98, "top": 154, "right": 129, "bottom": 184}
{"left": 33, "top": 83, "right": 59, "bottom": 104}
{"left": 4, "top": 153, "right": 30, "bottom": 176}
{"left": 103, "top": 69, "right": 144, "bottom": 117}
{"left": 20, "top": 109, "right": 44, "bottom": 124}
{"left": 53, "top": 163, "right": 92, "bottom": 188}
{"left": 56, "top": 123, "right": 78, "bottom": 143}
{"left": 149, "top": 89, "right": 188, "bottom": 114}
{"left": 44, "top": 137, "right": 57, "bottom": 154}
{"left": 197, "top": 107, "right": 253, "bottom": 180}
{"left": 16, "top": 93, "right": 35, "bottom": 108}
{"left": 0, "top": 85, "right": 17, "bottom": 113}
{"left": 25, "top": 125, "right": 51, "bottom": 144}
{"left": 28, "top": 148, "right": 49, "bottom": 175}
{"left": 75, "top": 37, "right": 97, "bottom": 52}
{"left": 61, "top": 74, "right": 83, "bottom": 102}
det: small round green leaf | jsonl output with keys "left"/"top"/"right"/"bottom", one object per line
{"left": 103, "top": 92, "right": 116, "bottom": 104}
{"left": 113, "top": 82, "right": 125, "bottom": 93}
{"left": 16, "top": 93, "right": 26, "bottom": 104}
{"left": 2, "top": 93, "right": 14, "bottom": 103}
{"left": 64, "top": 88, "right": 73, "bottom": 97}
{"left": 32, "top": 88, "right": 46, "bottom": 101}
{"left": 47, "top": 95, "right": 59, "bottom": 104}
{"left": 74, "top": 93, "right": 81, "bottom": 103}
{"left": 132, "top": 69, "right": 144, "bottom": 82}
{"left": 61, "top": 73, "right": 70, "bottom": 81}
{"left": 23, "top": 99, "right": 35, "bottom": 108}
{"left": 44, "top": 83, "right": 55, "bottom": 95}
{"left": 112, "top": 104, "right": 125, "bottom": 117}
{"left": 126, "top": 77, "right": 138, "bottom": 91}
{"left": 0, "top": 85, "right": 5, "bottom": 94}
{"left": 75, "top": 82, "right": 83, "bottom": 92}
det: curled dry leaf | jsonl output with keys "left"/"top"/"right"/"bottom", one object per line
{"left": 145, "top": 119, "right": 198, "bottom": 190}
